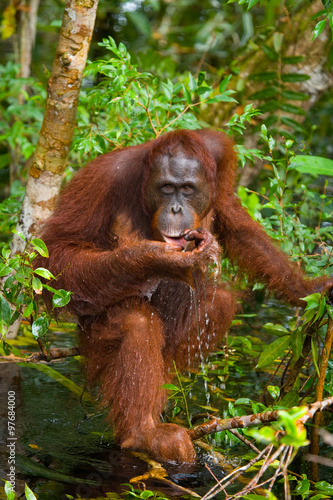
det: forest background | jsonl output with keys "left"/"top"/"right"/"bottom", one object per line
{"left": 1, "top": 1, "right": 333, "bottom": 499}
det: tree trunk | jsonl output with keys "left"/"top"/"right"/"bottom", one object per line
{"left": 12, "top": 0, "right": 99, "bottom": 254}
{"left": 17, "top": 0, "right": 40, "bottom": 79}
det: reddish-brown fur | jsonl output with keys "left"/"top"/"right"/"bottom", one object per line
{"left": 36, "top": 129, "right": 331, "bottom": 463}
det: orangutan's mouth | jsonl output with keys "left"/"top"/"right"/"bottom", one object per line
{"left": 162, "top": 234, "right": 187, "bottom": 249}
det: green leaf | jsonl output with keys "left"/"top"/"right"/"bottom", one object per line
{"left": 290, "top": 155, "right": 333, "bottom": 176}
{"left": 282, "top": 56, "right": 305, "bottom": 64}
{"left": 291, "top": 329, "right": 305, "bottom": 361}
{"left": 280, "top": 116, "right": 307, "bottom": 134}
{"left": 12, "top": 229, "right": 26, "bottom": 241}
{"left": 34, "top": 267, "right": 54, "bottom": 280}
{"left": 262, "top": 45, "right": 278, "bottom": 61}
{"left": 294, "top": 476, "right": 311, "bottom": 495}
{"left": 235, "top": 397, "right": 252, "bottom": 405}
{"left": 25, "top": 484, "right": 38, "bottom": 500}
{"left": 4, "top": 481, "right": 15, "bottom": 500}
{"left": 263, "top": 323, "right": 289, "bottom": 335}
{"left": 31, "top": 238, "right": 49, "bottom": 258}
{"left": 161, "top": 82, "right": 172, "bottom": 100}
{"left": 31, "top": 314, "right": 49, "bottom": 338}
{"left": 281, "top": 73, "right": 310, "bottom": 82}
{"left": 0, "top": 295, "right": 11, "bottom": 333}
{"left": 250, "top": 87, "right": 279, "bottom": 100}
{"left": 23, "top": 301, "right": 35, "bottom": 318}
{"left": 140, "top": 491, "right": 154, "bottom": 499}
{"left": 315, "top": 481, "right": 333, "bottom": 495}
{"left": 256, "top": 335, "right": 290, "bottom": 369}
{"left": 188, "top": 73, "right": 197, "bottom": 92}
{"left": 273, "top": 32, "right": 284, "bottom": 52}
{"left": 0, "top": 263, "right": 11, "bottom": 277}
{"left": 197, "top": 85, "right": 212, "bottom": 95}
{"left": 311, "top": 337, "right": 320, "bottom": 377}
{"left": 32, "top": 276, "right": 43, "bottom": 293}
{"left": 310, "top": 495, "right": 333, "bottom": 500}
{"left": 279, "top": 103, "right": 306, "bottom": 115}
{"left": 250, "top": 72, "right": 278, "bottom": 81}
{"left": 163, "top": 383, "right": 179, "bottom": 391}
{"left": 312, "top": 19, "right": 326, "bottom": 40}
{"left": 267, "top": 385, "right": 280, "bottom": 399}
{"left": 52, "top": 289, "right": 72, "bottom": 308}
{"left": 182, "top": 84, "right": 192, "bottom": 104}
{"left": 327, "top": 304, "right": 333, "bottom": 321}
{"left": 219, "top": 75, "right": 232, "bottom": 93}
{"left": 301, "top": 293, "right": 322, "bottom": 304}
{"left": 2, "top": 247, "right": 11, "bottom": 259}
{"left": 281, "top": 90, "right": 309, "bottom": 100}
{"left": 207, "top": 94, "right": 237, "bottom": 103}
{"left": 247, "top": 0, "right": 260, "bottom": 9}
{"left": 280, "top": 390, "right": 299, "bottom": 408}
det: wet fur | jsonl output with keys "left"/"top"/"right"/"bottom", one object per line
{"left": 36, "top": 129, "right": 331, "bottom": 463}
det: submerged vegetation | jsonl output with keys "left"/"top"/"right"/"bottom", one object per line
{"left": 1, "top": 0, "right": 333, "bottom": 499}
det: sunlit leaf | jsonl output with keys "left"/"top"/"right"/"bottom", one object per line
{"left": 52, "top": 289, "right": 72, "bottom": 308}
{"left": 31, "top": 238, "right": 49, "bottom": 257}
{"left": 34, "top": 267, "right": 54, "bottom": 280}
{"left": 290, "top": 155, "right": 333, "bottom": 176}
{"left": 32, "top": 276, "right": 43, "bottom": 294}
{"left": 163, "top": 383, "right": 179, "bottom": 391}
{"left": 4, "top": 481, "right": 15, "bottom": 500}
{"left": 312, "top": 19, "right": 326, "bottom": 40}
{"left": 31, "top": 315, "right": 49, "bottom": 338}
{"left": 311, "top": 337, "right": 320, "bottom": 376}
{"left": 25, "top": 484, "right": 38, "bottom": 500}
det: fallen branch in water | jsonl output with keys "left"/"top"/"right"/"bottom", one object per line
{"left": 192, "top": 396, "right": 333, "bottom": 499}
{"left": 28, "top": 346, "right": 80, "bottom": 362}
{"left": 188, "top": 395, "right": 333, "bottom": 441}
{"left": 0, "top": 346, "right": 80, "bottom": 363}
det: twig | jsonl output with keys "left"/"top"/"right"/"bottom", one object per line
{"left": 201, "top": 446, "right": 270, "bottom": 500}
{"left": 229, "top": 429, "right": 261, "bottom": 453}
{"left": 195, "top": 440, "right": 267, "bottom": 497}
{"left": 205, "top": 464, "right": 229, "bottom": 498}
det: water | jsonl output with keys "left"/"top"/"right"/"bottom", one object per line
{"left": 0, "top": 325, "right": 247, "bottom": 499}
{"left": 1, "top": 300, "right": 332, "bottom": 499}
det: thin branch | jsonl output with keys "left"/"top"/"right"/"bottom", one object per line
{"left": 188, "top": 396, "right": 333, "bottom": 441}
{"left": 229, "top": 429, "right": 261, "bottom": 453}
